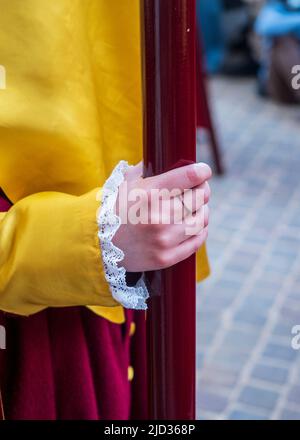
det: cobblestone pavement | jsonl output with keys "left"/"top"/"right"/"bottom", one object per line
{"left": 196, "top": 76, "right": 300, "bottom": 420}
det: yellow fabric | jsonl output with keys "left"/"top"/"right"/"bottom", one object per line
{"left": 0, "top": 188, "right": 120, "bottom": 314}
{"left": 196, "top": 244, "right": 210, "bottom": 282}
{"left": 128, "top": 366, "right": 134, "bottom": 382}
{"left": 0, "top": 0, "right": 209, "bottom": 323}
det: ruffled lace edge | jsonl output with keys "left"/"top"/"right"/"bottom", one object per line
{"left": 97, "top": 160, "right": 149, "bottom": 310}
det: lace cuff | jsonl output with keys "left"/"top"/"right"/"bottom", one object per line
{"left": 97, "top": 160, "right": 149, "bottom": 310}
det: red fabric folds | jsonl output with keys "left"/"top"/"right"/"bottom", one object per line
{"left": 0, "top": 192, "right": 147, "bottom": 420}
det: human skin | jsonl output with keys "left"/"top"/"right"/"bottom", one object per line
{"left": 113, "top": 162, "right": 212, "bottom": 272}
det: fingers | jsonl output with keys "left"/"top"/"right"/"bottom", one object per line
{"left": 175, "top": 226, "right": 209, "bottom": 263}
{"left": 162, "top": 181, "right": 210, "bottom": 224}
{"left": 156, "top": 226, "right": 209, "bottom": 269}
{"left": 174, "top": 206, "right": 208, "bottom": 244}
{"left": 179, "top": 181, "right": 211, "bottom": 217}
{"left": 144, "top": 162, "right": 212, "bottom": 193}
{"left": 183, "top": 204, "right": 209, "bottom": 238}
{"left": 203, "top": 181, "right": 211, "bottom": 205}
{"left": 155, "top": 205, "right": 209, "bottom": 252}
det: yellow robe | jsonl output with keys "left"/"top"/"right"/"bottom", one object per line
{"left": 0, "top": 0, "right": 209, "bottom": 324}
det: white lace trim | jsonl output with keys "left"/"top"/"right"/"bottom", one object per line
{"left": 97, "top": 160, "right": 149, "bottom": 310}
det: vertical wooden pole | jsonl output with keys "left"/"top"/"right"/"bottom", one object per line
{"left": 140, "top": 0, "right": 197, "bottom": 419}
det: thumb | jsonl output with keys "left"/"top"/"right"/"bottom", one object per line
{"left": 144, "top": 162, "right": 212, "bottom": 193}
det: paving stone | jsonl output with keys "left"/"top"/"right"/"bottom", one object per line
{"left": 264, "top": 261, "right": 292, "bottom": 275}
{"left": 238, "top": 386, "right": 279, "bottom": 411}
{"left": 268, "top": 252, "right": 297, "bottom": 267}
{"left": 199, "top": 365, "right": 239, "bottom": 389}
{"left": 221, "top": 328, "right": 259, "bottom": 353}
{"left": 263, "top": 342, "right": 298, "bottom": 362}
{"left": 200, "top": 292, "right": 235, "bottom": 310}
{"left": 197, "top": 412, "right": 215, "bottom": 421}
{"left": 271, "top": 244, "right": 298, "bottom": 258}
{"left": 197, "top": 352, "right": 205, "bottom": 370}
{"left": 229, "top": 409, "right": 266, "bottom": 420}
{"left": 211, "top": 348, "right": 249, "bottom": 372}
{"left": 251, "top": 364, "right": 289, "bottom": 385}
{"left": 226, "top": 261, "right": 255, "bottom": 274}
{"left": 275, "top": 237, "right": 300, "bottom": 253}
{"left": 198, "top": 390, "right": 228, "bottom": 413}
{"left": 197, "top": 309, "right": 221, "bottom": 324}
{"left": 213, "top": 278, "right": 244, "bottom": 292}
{"left": 287, "top": 290, "right": 300, "bottom": 303}
{"left": 280, "top": 409, "right": 300, "bottom": 420}
{"left": 196, "top": 76, "right": 300, "bottom": 420}
{"left": 254, "top": 275, "right": 284, "bottom": 291}
{"left": 272, "top": 321, "right": 296, "bottom": 339}
{"left": 287, "top": 385, "right": 300, "bottom": 405}
{"left": 197, "top": 331, "right": 217, "bottom": 347}
{"left": 279, "top": 305, "right": 300, "bottom": 323}
{"left": 234, "top": 309, "right": 266, "bottom": 327}
{"left": 219, "top": 269, "right": 248, "bottom": 284}
{"left": 241, "top": 295, "right": 274, "bottom": 312}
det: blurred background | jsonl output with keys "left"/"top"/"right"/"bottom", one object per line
{"left": 196, "top": 0, "right": 300, "bottom": 420}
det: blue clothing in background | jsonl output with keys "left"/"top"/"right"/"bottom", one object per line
{"left": 255, "top": 1, "right": 300, "bottom": 95}
{"left": 255, "top": 1, "right": 300, "bottom": 38}
{"left": 196, "top": 0, "right": 225, "bottom": 73}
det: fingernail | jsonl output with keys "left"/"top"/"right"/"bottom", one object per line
{"left": 195, "top": 162, "right": 212, "bottom": 174}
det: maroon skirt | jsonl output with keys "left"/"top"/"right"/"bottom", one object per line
{"left": 0, "top": 308, "right": 147, "bottom": 420}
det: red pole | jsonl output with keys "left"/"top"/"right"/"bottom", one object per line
{"left": 140, "top": 0, "right": 196, "bottom": 419}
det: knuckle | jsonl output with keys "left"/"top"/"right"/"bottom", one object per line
{"left": 155, "top": 251, "right": 172, "bottom": 268}
{"left": 154, "top": 253, "right": 167, "bottom": 268}
{"left": 156, "top": 232, "right": 170, "bottom": 249}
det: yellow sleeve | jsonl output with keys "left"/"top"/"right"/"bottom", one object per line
{"left": 196, "top": 244, "right": 210, "bottom": 283}
{"left": 0, "top": 188, "right": 119, "bottom": 316}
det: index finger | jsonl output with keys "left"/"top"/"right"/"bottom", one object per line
{"left": 143, "top": 162, "right": 212, "bottom": 193}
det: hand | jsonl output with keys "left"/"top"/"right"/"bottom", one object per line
{"left": 113, "top": 162, "right": 212, "bottom": 272}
